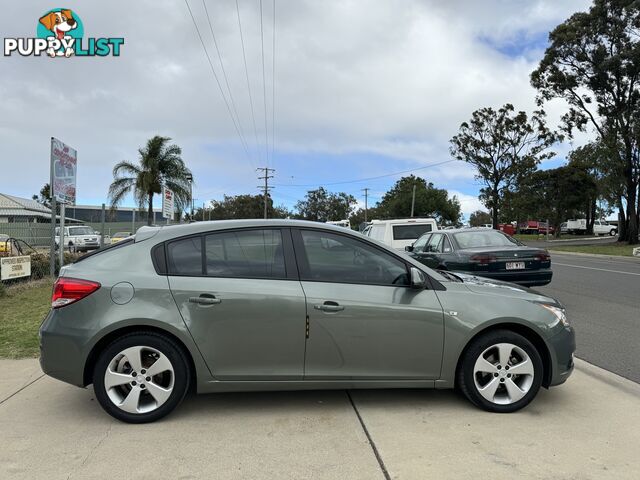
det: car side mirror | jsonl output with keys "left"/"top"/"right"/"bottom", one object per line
{"left": 405, "top": 245, "right": 414, "bottom": 252}
{"left": 410, "top": 267, "right": 426, "bottom": 289}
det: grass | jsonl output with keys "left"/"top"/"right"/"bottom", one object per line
{"left": 513, "top": 233, "right": 576, "bottom": 241}
{"left": 0, "top": 279, "right": 52, "bottom": 358}
{"left": 549, "top": 243, "right": 638, "bottom": 257}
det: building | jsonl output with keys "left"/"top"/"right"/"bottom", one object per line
{"left": 0, "top": 193, "right": 59, "bottom": 223}
{"left": 68, "top": 204, "right": 162, "bottom": 224}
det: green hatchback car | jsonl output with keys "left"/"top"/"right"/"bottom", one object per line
{"left": 40, "top": 220, "right": 575, "bottom": 423}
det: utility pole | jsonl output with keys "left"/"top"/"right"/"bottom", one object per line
{"left": 410, "top": 184, "right": 417, "bottom": 218}
{"left": 257, "top": 167, "right": 275, "bottom": 219}
{"left": 362, "top": 188, "right": 370, "bottom": 223}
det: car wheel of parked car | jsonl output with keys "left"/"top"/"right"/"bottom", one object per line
{"left": 93, "top": 332, "right": 190, "bottom": 423}
{"left": 457, "top": 329, "right": 543, "bottom": 413}
{"left": 610, "top": 229, "right": 617, "bottom": 236}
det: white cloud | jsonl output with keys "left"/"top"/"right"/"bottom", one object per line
{"left": 0, "top": 0, "right": 593, "bottom": 205}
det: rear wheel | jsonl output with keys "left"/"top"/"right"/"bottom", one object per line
{"left": 457, "top": 330, "right": 543, "bottom": 413}
{"left": 93, "top": 332, "right": 190, "bottom": 423}
{"left": 610, "top": 229, "right": 617, "bottom": 236}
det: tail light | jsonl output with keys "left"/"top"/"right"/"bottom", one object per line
{"left": 52, "top": 277, "right": 101, "bottom": 308}
{"left": 535, "top": 252, "right": 551, "bottom": 262}
{"left": 470, "top": 254, "right": 497, "bottom": 265}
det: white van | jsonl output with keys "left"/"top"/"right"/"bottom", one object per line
{"left": 362, "top": 218, "right": 438, "bottom": 250}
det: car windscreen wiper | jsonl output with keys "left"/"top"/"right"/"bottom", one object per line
{"left": 437, "top": 270, "right": 463, "bottom": 282}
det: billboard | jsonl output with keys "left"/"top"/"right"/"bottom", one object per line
{"left": 162, "top": 186, "right": 174, "bottom": 220}
{"left": 1, "top": 256, "right": 31, "bottom": 280}
{"left": 51, "top": 137, "right": 77, "bottom": 205}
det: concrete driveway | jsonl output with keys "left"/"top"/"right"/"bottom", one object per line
{"left": 1, "top": 358, "right": 639, "bottom": 480}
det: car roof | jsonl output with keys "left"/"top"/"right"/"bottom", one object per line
{"left": 369, "top": 218, "right": 436, "bottom": 225}
{"left": 135, "top": 219, "right": 364, "bottom": 243}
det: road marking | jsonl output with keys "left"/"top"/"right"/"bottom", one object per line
{"left": 554, "top": 262, "right": 640, "bottom": 276}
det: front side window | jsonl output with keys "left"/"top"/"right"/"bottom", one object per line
{"left": 205, "top": 229, "right": 286, "bottom": 279}
{"left": 412, "top": 234, "right": 431, "bottom": 252}
{"left": 299, "top": 230, "right": 409, "bottom": 286}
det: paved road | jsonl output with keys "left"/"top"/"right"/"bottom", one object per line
{"left": 537, "top": 252, "right": 640, "bottom": 383}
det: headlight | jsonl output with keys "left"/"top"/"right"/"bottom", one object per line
{"left": 539, "top": 304, "right": 569, "bottom": 327}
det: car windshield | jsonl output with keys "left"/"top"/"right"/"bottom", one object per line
{"left": 69, "top": 227, "right": 94, "bottom": 236}
{"left": 453, "top": 230, "right": 519, "bottom": 248}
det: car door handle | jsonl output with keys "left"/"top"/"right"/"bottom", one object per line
{"left": 314, "top": 301, "right": 344, "bottom": 312}
{"left": 189, "top": 294, "right": 222, "bottom": 306}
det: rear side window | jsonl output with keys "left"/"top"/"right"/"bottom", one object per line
{"left": 205, "top": 229, "right": 286, "bottom": 279}
{"left": 393, "top": 224, "right": 433, "bottom": 240}
{"left": 167, "top": 236, "right": 203, "bottom": 275}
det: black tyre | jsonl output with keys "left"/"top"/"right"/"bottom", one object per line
{"left": 93, "top": 332, "right": 190, "bottom": 423}
{"left": 457, "top": 329, "right": 543, "bottom": 413}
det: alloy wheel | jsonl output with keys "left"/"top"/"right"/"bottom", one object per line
{"left": 104, "top": 345, "right": 175, "bottom": 414}
{"left": 473, "top": 342, "right": 534, "bottom": 405}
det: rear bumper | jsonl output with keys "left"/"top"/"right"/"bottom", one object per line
{"left": 464, "top": 269, "right": 553, "bottom": 286}
{"left": 39, "top": 309, "right": 87, "bottom": 388}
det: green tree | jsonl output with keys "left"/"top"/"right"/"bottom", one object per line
{"left": 108, "top": 136, "right": 192, "bottom": 226}
{"left": 519, "top": 166, "right": 597, "bottom": 237}
{"left": 295, "top": 187, "right": 357, "bottom": 222}
{"left": 376, "top": 175, "right": 462, "bottom": 225}
{"left": 450, "top": 104, "right": 559, "bottom": 229}
{"left": 469, "top": 210, "right": 492, "bottom": 227}
{"left": 32, "top": 183, "right": 51, "bottom": 208}
{"left": 531, "top": 0, "right": 640, "bottom": 244}
{"left": 349, "top": 206, "right": 382, "bottom": 231}
{"left": 195, "top": 194, "right": 291, "bottom": 220}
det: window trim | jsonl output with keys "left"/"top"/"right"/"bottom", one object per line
{"left": 163, "top": 227, "right": 297, "bottom": 281}
{"left": 291, "top": 227, "right": 414, "bottom": 288}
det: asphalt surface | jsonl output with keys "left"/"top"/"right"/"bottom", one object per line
{"left": 537, "top": 252, "right": 640, "bottom": 383}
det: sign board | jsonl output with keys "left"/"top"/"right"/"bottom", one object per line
{"left": 51, "top": 137, "right": 77, "bottom": 205}
{"left": 162, "top": 186, "right": 174, "bottom": 220}
{"left": 1, "top": 255, "right": 31, "bottom": 280}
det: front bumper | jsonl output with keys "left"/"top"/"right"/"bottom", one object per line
{"left": 547, "top": 325, "right": 576, "bottom": 387}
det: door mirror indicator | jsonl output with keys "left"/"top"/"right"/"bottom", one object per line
{"left": 410, "top": 267, "right": 426, "bottom": 289}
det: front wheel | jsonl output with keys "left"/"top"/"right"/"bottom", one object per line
{"left": 93, "top": 332, "right": 190, "bottom": 423}
{"left": 457, "top": 330, "right": 543, "bottom": 413}
{"left": 610, "top": 229, "right": 617, "bottom": 236}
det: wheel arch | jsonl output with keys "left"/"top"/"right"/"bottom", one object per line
{"left": 83, "top": 325, "right": 198, "bottom": 390}
{"left": 454, "top": 322, "right": 553, "bottom": 388}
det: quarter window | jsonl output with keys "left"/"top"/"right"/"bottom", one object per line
{"left": 299, "top": 230, "right": 409, "bottom": 286}
{"left": 205, "top": 229, "right": 286, "bottom": 279}
{"left": 167, "top": 236, "right": 203, "bottom": 275}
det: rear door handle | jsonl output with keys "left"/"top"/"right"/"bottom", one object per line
{"left": 314, "top": 301, "right": 344, "bottom": 312}
{"left": 189, "top": 294, "right": 222, "bottom": 306}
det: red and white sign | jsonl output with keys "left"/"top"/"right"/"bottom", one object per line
{"left": 51, "top": 137, "right": 77, "bottom": 205}
{"left": 162, "top": 186, "right": 174, "bottom": 220}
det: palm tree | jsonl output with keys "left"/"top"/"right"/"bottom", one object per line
{"left": 108, "top": 136, "right": 192, "bottom": 225}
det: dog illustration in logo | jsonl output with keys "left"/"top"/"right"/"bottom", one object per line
{"left": 39, "top": 9, "right": 77, "bottom": 57}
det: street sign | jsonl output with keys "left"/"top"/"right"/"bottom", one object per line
{"left": 50, "top": 137, "right": 77, "bottom": 205}
{"left": 162, "top": 186, "right": 174, "bottom": 220}
{"left": 1, "top": 255, "right": 31, "bottom": 280}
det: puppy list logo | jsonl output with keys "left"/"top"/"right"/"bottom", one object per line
{"left": 4, "top": 8, "right": 124, "bottom": 58}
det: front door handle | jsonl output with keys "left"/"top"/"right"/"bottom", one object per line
{"left": 189, "top": 294, "right": 222, "bottom": 306}
{"left": 314, "top": 301, "right": 344, "bottom": 312}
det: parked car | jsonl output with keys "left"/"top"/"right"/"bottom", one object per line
{"left": 560, "top": 222, "right": 568, "bottom": 234}
{"left": 362, "top": 218, "right": 438, "bottom": 250}
{"left": 55, "top": 225, "right": 100, "bottom": 253}
{"left": 566, "top": 219, "right": 617, "bottom": 236}
{"left": 405, "top": 228, "right": 552, "bottom": 286}
{"left": 498, "top": 223, "right": 516, "bottom": 236}
{"left": 40, "top": 220, "right": 574, "bottom": 423}
{"left": 111, "top": 232, "right": 132, "bottom": 244}
{"left": 0, "top": 234, "right": 9, "bottom": 253}
{"left": 518, "top": 221, "right": 554, "bottom": 235}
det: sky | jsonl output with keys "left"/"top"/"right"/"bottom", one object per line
{"left": 1, "top": 0, "right": 594, "bottom": 220}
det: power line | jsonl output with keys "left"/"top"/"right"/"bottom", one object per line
{"left": 271, "top": 0, "right": 276, "bottom": 170}
{"left": 257, "top": 167, "right": 275, "bottom": 219}
{"left": 201, "top": 0, "right": 253, "bottom": 167}
{"left": 235, "top": 0, "right": 261, "bottom": 163}
{"left": 184, "top": 0, "right": 252, "bottom": 164}
{"left": 259, "top": 0, "right": 270, "bottom": 167}
{"left": 274, "top": 159, "right": 458, "bottom": 187}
